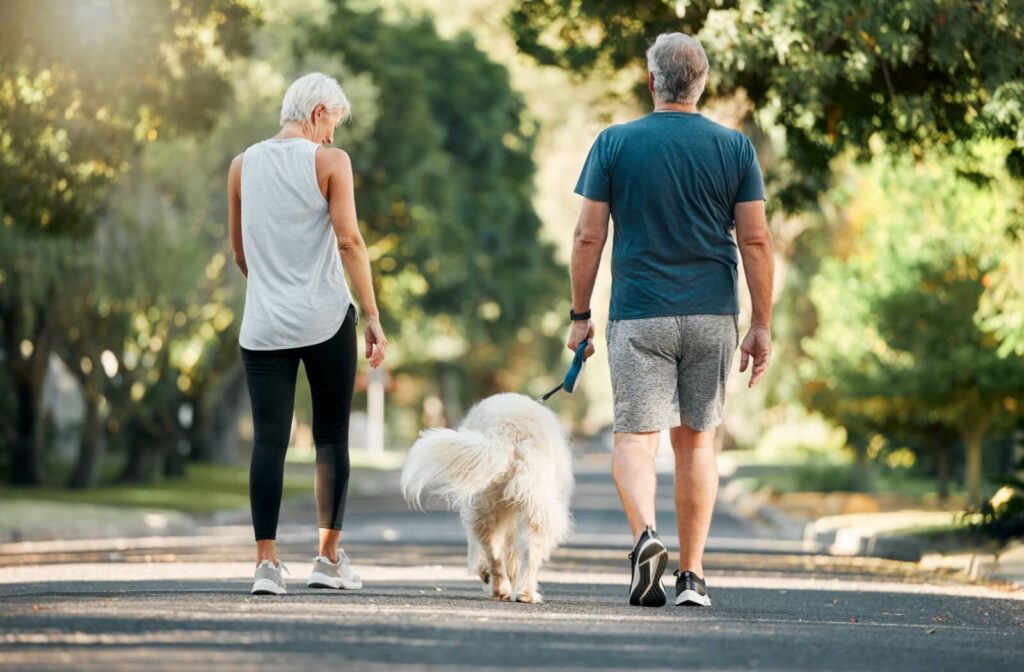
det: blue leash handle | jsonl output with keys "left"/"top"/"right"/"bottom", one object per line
{"left": 537, "top": 338, "right": 589, "bottom": 404}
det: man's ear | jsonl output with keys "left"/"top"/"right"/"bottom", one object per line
{"left": 648, "top": 72, "right": 655, "bottom": 94}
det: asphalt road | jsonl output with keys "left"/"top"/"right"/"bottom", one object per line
{"left": 1, "top": 454, "right": 1022, "bottom": 671}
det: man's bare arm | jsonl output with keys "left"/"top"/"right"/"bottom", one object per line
{"left": 567, "top": 197, "right": 610, "bottom": 357}
{"left": 734, "top": 200, "right": 774, "bottom": 387}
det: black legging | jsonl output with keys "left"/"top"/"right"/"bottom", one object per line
{"left": 241, "top": 305, "right": 357, "bottom": 541}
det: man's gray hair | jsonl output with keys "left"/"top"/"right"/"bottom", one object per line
{"left": 279, "top": 72, "right": 351, "bottom": 126}
{"left": 645, "top": 32, "right": 709, "bottom": 105}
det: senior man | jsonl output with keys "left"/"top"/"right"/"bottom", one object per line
{"left": 567, "top": 32, "right": 774, "bottom": 608}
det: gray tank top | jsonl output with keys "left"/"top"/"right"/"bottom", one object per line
{"left": 238, "top": 137, "right": 353, "bottom": 350}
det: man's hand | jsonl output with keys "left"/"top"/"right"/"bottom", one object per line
{"left": 739, "top": 325, "right": 771, "bottom": 388}
{"left": 567, "top": 319, "right": 595, "bottom": 358}
{"left": 364, "top": 316, "right": 387, "bottom": 369}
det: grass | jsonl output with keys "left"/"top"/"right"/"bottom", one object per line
{"left": 0, "top": 463, "right": 313, "bottom": 515}
{"left": 0, "top": 447, "right": 407, "bottom": 515}
{"left": 722, "top": 450, "right": 955, "bottom": 498}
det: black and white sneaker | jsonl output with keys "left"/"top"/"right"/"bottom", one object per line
{"left": 628, "top": 525, "right": 668, "bottom": 607}
{"left": 674, "top": 570, "right": 711, "bottom": 606}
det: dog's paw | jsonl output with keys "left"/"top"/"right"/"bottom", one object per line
{"left": 516, "top": 591, "right": 543, "bottom": 604}
{"left": 491, "top": 576, "right": 513, "bottom": 601}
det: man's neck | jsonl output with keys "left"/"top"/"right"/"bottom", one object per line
{"left": 653, "top": 102, "right": 698, "bottom": 113}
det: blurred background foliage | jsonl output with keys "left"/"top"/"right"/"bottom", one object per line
{"left": 1, "top": 0, "right": 1022, "bottom": 532}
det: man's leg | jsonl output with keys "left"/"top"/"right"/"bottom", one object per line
{"left": 612, "top": 430, "right": 661, "bottom": 540}
{"left": 670, "top": 424, "right": 718, "bottom": 576}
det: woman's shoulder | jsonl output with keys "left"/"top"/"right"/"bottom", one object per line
{"left": 315, "top": 146, "right": 352, "bottom": 175}
{"left": 228, "top": 151, "right": 245, "bottom": 187}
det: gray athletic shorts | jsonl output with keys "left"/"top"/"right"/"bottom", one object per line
{"left": 606, "top": 314, "right": 738, "bottom": 433}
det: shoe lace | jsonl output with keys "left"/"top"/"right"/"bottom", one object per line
{"left": 258, "top": 560, "right": 290, "bottom": 575}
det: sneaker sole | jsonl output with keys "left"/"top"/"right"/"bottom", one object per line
{"left": 629, "top": 538, "right": 668, "bottom": 607}
{"left": 675, "top": 589, "right": 711, "bottom": 606}
{"left": 306, "top": 571, "right": 363, "bottom": 590}
{"left": 251, "top": 578, "right": 286, "bottom": 595}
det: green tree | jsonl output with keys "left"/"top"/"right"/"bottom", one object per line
{"left": 307, "top": 1, "right": 567, "bottom": 420}
{"left": 803, "top": 146, "right": 1024, "bottom": 506}
{"left": 509, "top": 0, "right": 1024, "bottom": 209}
{"left": 0, "top": 0, "right": 256, "bottom": 484}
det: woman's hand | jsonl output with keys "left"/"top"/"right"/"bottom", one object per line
{"left": 364, "top": 316, "right": 387, "bottom": 369}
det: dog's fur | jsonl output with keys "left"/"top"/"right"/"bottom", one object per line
{"left": 401, "top": 393, "right": 574, "bottom": 603}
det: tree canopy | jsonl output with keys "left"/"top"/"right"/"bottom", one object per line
{"left": 509, "top": 0, "right": 1024, "bottom": 208}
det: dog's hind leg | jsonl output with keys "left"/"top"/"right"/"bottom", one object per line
{"left": 471, "top": 505, "right": 516, "bottom": 601}
{"left": 466, "top": 533, "right": 490, "bottom": 589}
{"left": 516, "top": 522, "right": 550, "bottom": 604}
{"left": 503, "top": 525, "right": 521, "bottom": 599}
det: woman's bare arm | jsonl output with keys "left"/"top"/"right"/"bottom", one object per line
{"left": 228, "top": 153, "right": 247, "bottom": 278}
{"left": 319, "top": 147, "right": 387, "bottom": 368}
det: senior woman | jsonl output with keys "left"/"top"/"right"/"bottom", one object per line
{"left": 227, "top": 72, "right": 387, "bottom": 595}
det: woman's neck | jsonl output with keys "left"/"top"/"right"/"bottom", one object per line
{"left": 273, "top": 121, "right": 316, "bottom": 141}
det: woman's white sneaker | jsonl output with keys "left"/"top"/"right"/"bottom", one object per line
{"left": 307, "top": 548, "right": 363, "bottom": 590}
{"left": 251, "top": 560, "right": 288, "bottom": 595}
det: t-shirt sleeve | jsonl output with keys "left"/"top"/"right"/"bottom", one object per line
{"left": 574, "top": 131, "right": 611, "bottom": 202}
{"left": 735, "top": 137, "right": 766, "bottom": 203}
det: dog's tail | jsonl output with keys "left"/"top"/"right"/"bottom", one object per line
{"left": 401, "top": 427, "right": 511, "bottom": 511}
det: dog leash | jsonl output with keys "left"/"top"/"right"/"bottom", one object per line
{"left": 537, "top": 339, "right": 589, "bottom": 404}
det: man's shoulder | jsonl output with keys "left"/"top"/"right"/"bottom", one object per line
{"left": 605, "top": 114, "right": 750, "bottom": 141}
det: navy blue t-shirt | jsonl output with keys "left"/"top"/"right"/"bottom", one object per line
{"left": 574, "top": 112, "right": 766, "bottom": 320}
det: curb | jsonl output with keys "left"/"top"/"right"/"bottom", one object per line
{"left": 718, "top": 477, "right": 1023, "bottom": 590}
{"left": 718, "top": 478, "right": 812, "bottom": 543}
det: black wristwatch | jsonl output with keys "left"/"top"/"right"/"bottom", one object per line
{"left": 569, "top": 308, "right": 592, "bottom": 322}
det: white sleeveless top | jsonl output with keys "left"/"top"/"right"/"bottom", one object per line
{"left": 238, "top": 137, "right": 353, "bottom": 350}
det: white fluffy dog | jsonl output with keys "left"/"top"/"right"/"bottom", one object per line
{"left": 401, "top": 392, "right": 574, "bottom": 604}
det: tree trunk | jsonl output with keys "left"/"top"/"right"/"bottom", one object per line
{"left": 6, "top": 302, "right": 57, "bottom": 486}
{"left": 163, "top": 439, "right": 187, "bottom": 478}
{"left": 68, "top": 389, "right": 102, "bottom": 488}
{"left": 184, "top": 399, "right": 208, "bottom": 462}
{"left": 851, "top": 435, "right": 872, "bottom": 492}
{"left": 962, "top": 426, "right": 986, "bottom": 508}
{"left": 438, "top": 364, "right": 463, "bottom": 427}
{"left": 10, "top": 377, "right": 44, "bottom": 485}
{"left": 935, "top": 440, "right": 950, "bottom": 504}
{"left": 118, "top": 419, "right": 162, "bottom": 484}
{"left": 208, "top": 367, "right": 247, "bottom": 463}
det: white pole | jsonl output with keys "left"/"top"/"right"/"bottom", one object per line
{"left": 367, "top": 368, "right": 385, "bottom": 454}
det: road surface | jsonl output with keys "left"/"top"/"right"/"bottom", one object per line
{"left": 1, "top": 453, "right": 1021, "bottom": 671}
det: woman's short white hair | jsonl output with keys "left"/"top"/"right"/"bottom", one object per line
{"left": 279, "top": 72, "right": 351, "bottom": 126}
{"left": 646, "top": 32, "right": 709, "bottom": 105}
